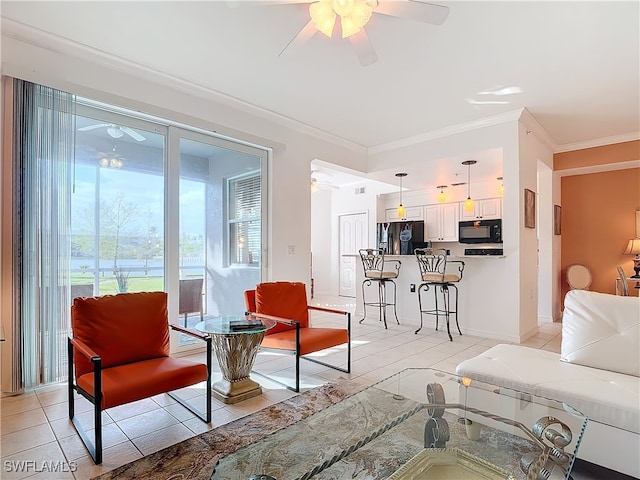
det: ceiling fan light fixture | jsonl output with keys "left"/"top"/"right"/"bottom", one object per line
{"left": 340, "top": 16, "right": 361, "bottom": 37}
{"left": 310, "top": 1, "right": 336, "bottom": 37}
{"left": 332, "top": 0, "right": 355, "bottom": 17}
{"left": 311, "top": 0, "right": 373, "bottom": 38}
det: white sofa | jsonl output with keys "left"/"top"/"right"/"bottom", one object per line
{"left": 456, "top": 290, "right": 640, "bottom": 478}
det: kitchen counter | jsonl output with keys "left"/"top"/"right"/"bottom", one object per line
{"left": 347, "top": 252, "right": 514, "bottom": 341}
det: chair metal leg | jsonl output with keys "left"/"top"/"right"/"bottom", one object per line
{"left": 416, "top": 283, "right": 428, "bottom": 334}
{"left": 361, "top": 278, "right": 396, "bottom": 328}
{"left": 379, "top": 280, "right": 387, "bottom": 328}
{"left": 442, "top": 285, "right": 453, "bottom": 341}
{"left": 451, "top": 284, "right": 462, "bottom": 336}
{"left": 388, "top": 279, "right": 400, "bottom": 325}
{"left": 359, "top": 279, "right": 371, "bottom": 324}
{"left": 434, "top": 286, "right": 440, "bottom": 332}
{"left": 68, "top": 338, "right": 103, "bottom": 464}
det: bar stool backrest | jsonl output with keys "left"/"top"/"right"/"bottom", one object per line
{"left": 359, "top": 248, "right": 400, "bottom": 279}
{"left": 415, "top": 248, "right": 448, "bottom": 283}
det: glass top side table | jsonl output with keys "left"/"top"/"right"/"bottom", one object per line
{"left": 195, "top": 316, "right": 276, "bottom": 404}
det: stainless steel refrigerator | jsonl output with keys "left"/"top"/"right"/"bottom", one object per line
{"left": 376, "top": 221, "right": 428, "bottom": 255}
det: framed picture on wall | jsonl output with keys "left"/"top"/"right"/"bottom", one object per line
{"left": 524, "top": 188, "right": 536, "bottom": 229}
{"left": 554, "top": 205, "right": 562, "bottom": 235}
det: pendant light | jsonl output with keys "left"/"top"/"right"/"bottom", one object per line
{"left": 497, "top": 177, "right": 504, "bottom": 196}
{"left": 462, "top": 160, "right": 477, "bottom": 213}
{"left": 395, "top": 172, "right": 407, "bottom": 218}
{"left": 437, "top": 185, "right": 447, "bottom": 202}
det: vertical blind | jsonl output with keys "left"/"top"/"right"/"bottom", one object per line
{"left": 13, "top": 79, "right": 75, "bottom": 387}
{"left": 229, "top": 173, "right": 261, "bottom": 265}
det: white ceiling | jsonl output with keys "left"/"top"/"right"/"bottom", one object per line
{"left": 2, "top": 1, "right": 639, "bottom": 190}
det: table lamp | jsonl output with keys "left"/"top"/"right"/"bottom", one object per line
{"left": 624, "top": 238, "right": 640, "bottom": 279}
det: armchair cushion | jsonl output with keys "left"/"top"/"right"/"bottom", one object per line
{"left": 76, "top": 357, "right": 208, "bottom": 409}
{"left": 255, "top": 281, "right": 310, "bottom": 334}
{"left": 71, "top": 291, "right": 169, "bottom": 377}
{"left": 262, "top": 328, "right": 349, "bottom": 355}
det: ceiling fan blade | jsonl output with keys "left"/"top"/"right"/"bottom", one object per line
{"left": 78, "top": 123, "right": 111, "bottom": 132}
{"left": 120, "top": 126, "right": 146, "bottom": 142}
{"left": 279, "top": 19, "right": 317, "bottom": 59}
{"left": 375, "top": 1, "right": 450, "bottom": 25}
{"left": 349, "top": 29, "right": 378, "bottom": 67}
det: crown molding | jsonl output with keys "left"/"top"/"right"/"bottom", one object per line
{"left": 555, "top": 131, "right": 640, "bottom": 153}
{"left": 367, "top": 109, "right": 526, "bottom": 155}
{"left": 519, "top": 108, "right": 558, "bottom": 152}
{"left": 1, "top": 19, "right": 367, "bottom": 155}
{"left": 555, "top": 159, "right": 640, "bottom": 177}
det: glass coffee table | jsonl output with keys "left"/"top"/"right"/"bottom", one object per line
{"left": 195, "top": 316, "right": 276, "bottom": 404}
{"left": 212, "top": 368, "right": 587, "bottom": 479}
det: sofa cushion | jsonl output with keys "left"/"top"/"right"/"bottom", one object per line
{"left": 456, "top": 344, "right": 640, "bottom": 434}
{"left": 561, "top": 290, "right": 640, "bottom": 377}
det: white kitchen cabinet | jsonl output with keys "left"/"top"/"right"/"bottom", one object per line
{"left": 459, "top": 198, "right": 502, "bottom": 220}
{"left": 424, "top": 203, "right": 459, "bottom": 241}
{"left": 385, "top": 206, "right": 423, "bottom": 222}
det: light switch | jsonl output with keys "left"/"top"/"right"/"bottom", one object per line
{"left": 287, "top": 245, "right": 295, "bottom": 255}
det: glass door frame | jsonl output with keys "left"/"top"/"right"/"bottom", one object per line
{"left": 168, "top": 127, "right": 270, "bottom": 354}
{"left": 76, "top": 100, "right": 270, "bottom": 355}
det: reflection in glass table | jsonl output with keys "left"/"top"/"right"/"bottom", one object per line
{"left": 212, "top": 368, "right": 588, "bottom": 479}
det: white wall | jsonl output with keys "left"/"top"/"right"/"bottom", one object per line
{"left": 310, "top": 189, "right": 332, "bottom": 295}
{"left": 517, "top": 113, "right": 557, "bottom": 334}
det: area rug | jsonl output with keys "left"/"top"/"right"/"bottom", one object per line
{"left": 92, "top": 379, "right": 368, "bottom": 480}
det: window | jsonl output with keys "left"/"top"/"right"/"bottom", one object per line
{"left": 228, "top": 172, "right": 261, "bottom": 266}
{"left": 6, "top": 82, "right": 269, "bottom": 390}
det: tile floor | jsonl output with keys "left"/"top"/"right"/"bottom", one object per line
{"left": 0, "top": 295, "right": 562, "bottom": 480}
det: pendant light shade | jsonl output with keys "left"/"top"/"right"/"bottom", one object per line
{"left": 437, "top": 185, "right": 447, "bottom": 202}
{"left": 462, "top": 160, "right": 476, "bottom": 213}
{"left": 396, "top": 172, "right": 407, "bottom": 218}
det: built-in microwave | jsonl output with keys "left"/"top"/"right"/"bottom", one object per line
{"left": 458, "top": 219, "right": 502, "bottom": 244}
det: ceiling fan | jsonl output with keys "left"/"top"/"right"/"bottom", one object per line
{"left": 78, "top": 123, "right": 146, "bottom": 142}
{"left": 311, "top": 174, "right": 339, "bottom": 192}
{"left": 236, "top": 0, "right": 449, "bottom": 66}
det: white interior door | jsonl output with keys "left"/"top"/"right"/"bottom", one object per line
{"left": 339, "top": 212, "right": 368, "bottom": 297}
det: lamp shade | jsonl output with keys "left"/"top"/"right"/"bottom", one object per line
{"left": 624, "top": 238, "right": 640, "bottom": 255}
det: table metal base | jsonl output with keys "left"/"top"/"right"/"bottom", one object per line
{"left": 209, "top": 329, "right": 266, "bottom": 404}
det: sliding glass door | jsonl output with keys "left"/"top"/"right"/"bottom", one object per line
{"left": 72, "top": 104, "right": 268, "bottom": 354}
{"left": 174, "top": 131, "right": 266, "bottom": 348}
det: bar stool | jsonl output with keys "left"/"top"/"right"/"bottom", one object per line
{"left": 414, "top": 248, "right": 465, "bottom": 341}
{"left": 359, "top": 248, "right": 401, "bottom": 329}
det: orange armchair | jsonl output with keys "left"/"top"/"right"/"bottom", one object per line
{"left": 244, "top": 281, "right": 350, "bottom": 392}
{"left": 68, "top": 291, "right": 211, "bottom": 464}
